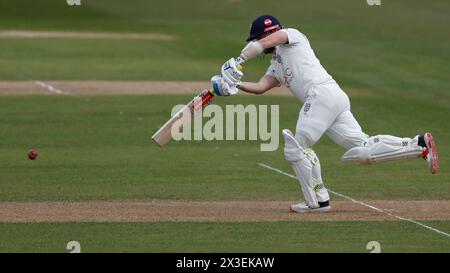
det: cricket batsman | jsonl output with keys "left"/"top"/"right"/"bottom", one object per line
{"left": 211, "top": 15, "right": 439, "bottom": 212}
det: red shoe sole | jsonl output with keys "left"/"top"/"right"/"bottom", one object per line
{"left": 426, "top": 133, "right": 439, "bottom": 174}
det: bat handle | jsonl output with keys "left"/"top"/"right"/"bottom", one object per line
{"left": 235, "top": 56, "right": 246, "bottom": 66}
{"left": 235, "top": 56, "right": 245, "bottom": 72}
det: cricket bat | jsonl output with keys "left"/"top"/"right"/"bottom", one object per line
{"left": 152, "top": 88, "right": 216, "bottom": 147}
{"left": 152, "top": 57, "right": 244, "bottom": 147}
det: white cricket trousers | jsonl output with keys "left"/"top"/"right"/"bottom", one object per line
{"left": 295, "top": 81, "right": 368, "bottom": 149}
{"left": 288, "top": 81, "right": 423, "bottom": 205}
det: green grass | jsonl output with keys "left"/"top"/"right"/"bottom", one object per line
{"left": 1, "top": 221, "right": 449, "bottom": 253}
{"left": 0, "top": 0, "right": 449, "bottom": 103}
{"left": 0, "top": 94, "right": 448, "bottom": 201}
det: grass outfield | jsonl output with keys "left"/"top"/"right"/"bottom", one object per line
{"left": 0, "top": 94, "right": 448, "bottom": 202}
{"left": 1, "top": 221, "right": 450, "bottom": 253}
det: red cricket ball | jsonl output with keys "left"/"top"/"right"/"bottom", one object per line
{"left": 28, "top": 149, "right": 38, "bottom": 160}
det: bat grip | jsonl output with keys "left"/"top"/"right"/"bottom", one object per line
{"left": 235, "top": 56, "right": 246, "bottom": 66}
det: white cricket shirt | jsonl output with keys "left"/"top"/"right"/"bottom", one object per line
{"left": 266, "top": 28, "right": 334, "bottom": 102}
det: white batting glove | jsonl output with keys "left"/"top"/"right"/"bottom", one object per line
{"left": 221, "top": 58, "right": 243, "bottom": 86}
{"left": 211, "top": 75, "right": 239, "bottom": 96}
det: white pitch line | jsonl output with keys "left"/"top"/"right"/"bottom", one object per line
{"left": 35, "top": 81, "right": 66, "bottom": 95}
{"left": 258, "top": 162, "right": 450, "bottom": 238}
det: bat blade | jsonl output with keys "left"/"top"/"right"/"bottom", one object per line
{"left": 152, "top": 89, "right": 215, "bottom": 147}
{"left": 151, "top": 104, "right": 191, "bottom": 146}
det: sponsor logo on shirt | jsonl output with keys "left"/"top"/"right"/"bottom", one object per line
{"left": 303, "top": 102, "right": 311, "bottom": 113}
{"left": 284, "top": 67, "right": 293, "bottom": 87}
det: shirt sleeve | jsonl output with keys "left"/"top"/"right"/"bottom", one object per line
{"left": 265, "top": 62, "right": 282, "bottom": 87}
{"left": 280, "top": 28, "right": 304, "bottom": 45}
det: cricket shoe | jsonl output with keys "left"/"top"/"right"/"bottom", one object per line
{"left": 290, "top": 200, "right": 331, "bottom": 213}
{"left": 422, "top": 132, "right": 439, "bottom": 174}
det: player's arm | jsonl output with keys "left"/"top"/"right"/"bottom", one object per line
{"left": 238, "top": 74, "right": 279, "bottom": 95}
{"left": 240, "top": 31, "right": 288, "bottom": 61}
{"left": 217, "top": 31, "right": 287, "bottom": 94}
{"left": 258, "top": 31, "right": 289, "bottom": 49}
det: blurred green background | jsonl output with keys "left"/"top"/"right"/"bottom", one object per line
{"left": 0, "top": 0, "right": 448, "bottom": 103}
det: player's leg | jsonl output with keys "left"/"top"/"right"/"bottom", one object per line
{"left": 283, "top": 88, "right": 338, "bottom": 213}
{"left": 326, "top": 110, "right": 439, "bottom": 173}
{"left": 283, "top": 129, "right": 330, "bottom": 212}
{"left": 342, "top": 134, "right": 423, "bottom": 163}
{"left": 347, "top": 132, "right": 439, "bottom": 174}
{"left": 325, "top": 110, "right": 368, "bottom": 150}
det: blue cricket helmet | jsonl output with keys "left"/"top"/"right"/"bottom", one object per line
{"left": 246, "top": 15, "right": 282, "bottom": 41}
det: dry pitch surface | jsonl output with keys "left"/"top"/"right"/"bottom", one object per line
{"left": 1, "top": 200, "right": 450, "bottom": 222}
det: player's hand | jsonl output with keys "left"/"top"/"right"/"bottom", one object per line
{"left": 211, "top": 75, "right": 239, "bottom": 96}
{"left": 221, "top": 58, "right": 243, "bottom": 86}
